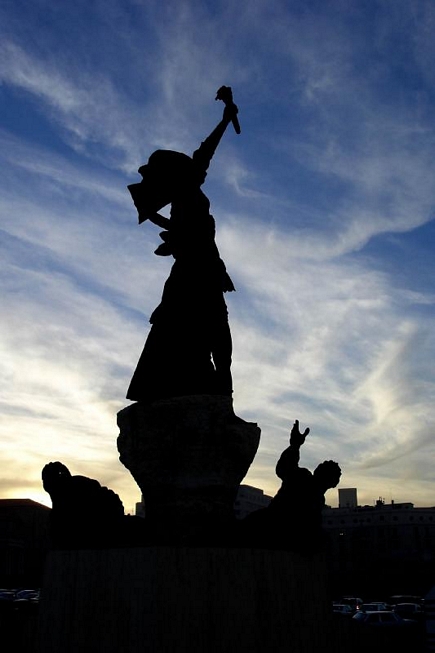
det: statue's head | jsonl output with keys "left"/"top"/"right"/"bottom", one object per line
{"left": 129, "top": 150, "right": 204, "bottom": 223}
{"left": 42, "top": 461, "right": 72, "bottom": 496}
{"left": 313, "top": 460, "right": 341, "bottom": 490}
{"left": 145, "top": 150, "right": 193, "bottom": 175}
{"left": 146, "top": 149, "right": 206, "bottom": 185}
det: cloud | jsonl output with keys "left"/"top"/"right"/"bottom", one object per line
{"left": 0, "top": 2, "right": 255, "bottom": 173}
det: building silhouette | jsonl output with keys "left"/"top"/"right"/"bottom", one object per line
{"left": 233, "top": 484, "right": 273, "bottom": 519}
{"left": 323, "top": 494, "right": 435, "bottom": 597}
{"left": 338, "top": 487, "right": 358, "bottom": 509}
{"left": 135, "top": 495, "right": 146, "bottom": 519}
{"left": 0, "top": 499, "right": 50, "bottom": 587}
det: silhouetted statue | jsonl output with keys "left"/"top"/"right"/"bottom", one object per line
{"left": 42, "top": 462, "right": 145, "bottom": 548}
{"left": 241, "top": 420, "right": 341, "bottom": 552}
{"left": 126, "top": 87, "right": 240, "bottom": 403}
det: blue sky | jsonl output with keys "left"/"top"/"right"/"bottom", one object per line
{"left": 1, "top": 0, "right": 435, "bottom": 512}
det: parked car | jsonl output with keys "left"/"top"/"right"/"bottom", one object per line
{"left": 393, "top": 602, "right": 424, "bottom": 622}
{"left": 390, "top": 594, "right": 423, "bottom": 605}
{"left": 14, "top": 589, "right": 40, "bottom": 602}
{"left": 0, "top": 590, "right": 17, "bottom": 615}
{"left": 332, "top": 604, "right": 354, "bottom": 616}
{"left": 352, "top": 610, "right": 414, "bottom": 627}
{"left": 340, "top": 596, "right": 363, "bottom": 611}
{"left": 357, "top": 602, "right": 388, "bottom": 612}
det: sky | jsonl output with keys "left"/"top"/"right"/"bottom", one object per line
{"left": 1, "top": 0, "right": 435, "bottom": 513}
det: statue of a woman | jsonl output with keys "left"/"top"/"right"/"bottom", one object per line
{"left": 127, "top": 92, "right": 239, "bottom": 403}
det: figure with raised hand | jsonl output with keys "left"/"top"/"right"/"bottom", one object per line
{"left": 241, "top": 420, "right": 341, "bottom": 552}
{"left": 127, "top": 87, "right": 240, "bottom": 403}
{"left": 271, "top": 420, "right": 341, "bottom": 523}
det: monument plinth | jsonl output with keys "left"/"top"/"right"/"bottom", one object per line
{"left": 117, "top": 395, "right": 260, "bottom": 544}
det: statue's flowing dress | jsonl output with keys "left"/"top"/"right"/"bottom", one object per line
{"left": 127, "top": 146, "right": 234, "bottom": 403}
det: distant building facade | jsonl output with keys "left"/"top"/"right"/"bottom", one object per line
{"left": 0, "top": 499, "right": 50, "bottom": 586}
{"left": 338, "top": 487, "right": 358, "bottom": 509}
{"left": 323, "top": 496, "right": 435, "bottom": 596}
{"left": 135, "top": 495, "right": 145, "bottom": 518}
{"left": 234, "top": 484, "right": 273, "bottom": 519}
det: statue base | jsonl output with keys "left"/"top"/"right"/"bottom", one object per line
{"left": 38, "top": 547, "right": 334, "bottom": 653}
{"left": 117, "top": 396, "right": 260, "bottom": 544}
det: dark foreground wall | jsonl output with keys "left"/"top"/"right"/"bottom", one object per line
{"left": 38, "top": 547, "right": 333, "bottom": 653}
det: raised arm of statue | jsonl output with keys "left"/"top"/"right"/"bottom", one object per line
{"left": 289, "top": 419, "right": 310, "bottom": 448}
{"left": 275, "top": 420, "right": 310, "bottom": 480}
{"left": 192, "top": 95, "right": 239, "bottom": 173}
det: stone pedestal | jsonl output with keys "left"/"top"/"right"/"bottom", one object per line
{"left": 117, "top": 396, "right": 260, "bottom": 544}
{"left": 38, "top": 547, "right": 334, "bottom": 653}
